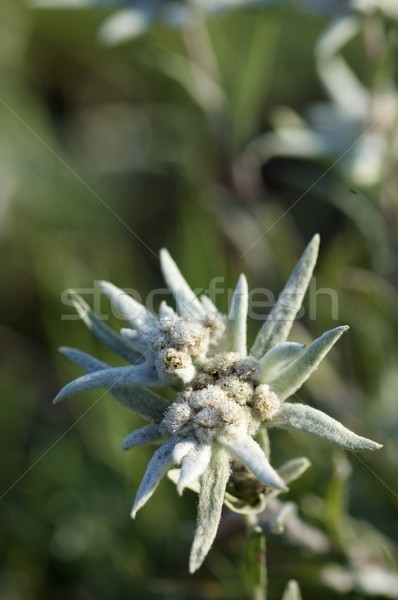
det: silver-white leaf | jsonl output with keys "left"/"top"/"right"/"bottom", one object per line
{"left": 189, "top": 447, "right": 230, "bottom": 573}
{"left": 258, "top": 342, "right": 305, "bottom": 383}
{"left": 122, "top": 423, "right": 166, "bottom": 451}
{"left": 67, "top": 291, "right": 141, "bottom": 362}
{"left": 131, "top": 439, "right": 179, "bottom": 518}
{"left": 251, "top": 234, "right": 320, "bottom": 358}
{"left": 100, "top": 281, "right": 158, "bottom": 333}
{"left": 53, "top": 363, "right": 163, "bottom": 403}
{"left": 272, "top": 403, "right": 382, "bottom": 451}
{"left": 268, "top": 326, "right": 348, "bottom": 401}
{"left": 177, "top": 444, "right": 212, "bottom": 496}
{"left": 225, "top": 274, "right": 248, "bottom": 356}
{"left": 159, "top": 248, "right": 205, "bottom": 319}
{"left": 219, "top": 434, "right": 287, "bottom": 491}
{"left": 59, "top": 347, "right": 169, "bottom": 420}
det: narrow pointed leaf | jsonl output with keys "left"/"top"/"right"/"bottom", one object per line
{"left": 120, "top": 328, "right": 149, "bottom": 353}
{"left": 53, "top": 364, "right": 163, "bottom": 403}
{"left": 282, "top": 580, "right": 302, "bottom": 600}
{"left": 168, "top": 468, "right": 201, "bottom": 494}
{"left": 258, "top": 342, "right": 305, "bottom": 383}
{"left": 159, "top": 248, "right": 205, "bottom": 319}
{"left": 100, "top": 281, "right": 158, "bottom": 333}
{"left": 111, "top": 386, "right": 169, "bottom": 421}
{"left": 59, "top": 347, "right": 108, "bottom": 373}
{"left": 189, "top": 447, "right": 230, "bottom": 573}
{"left": 131, "top": 439, "right": 178, "bottom": 518}
{"left": 59, "top": 347, "right": 168, "bottom": 421}
{"left": 251, "top": 234, "right": 320, "bottom": 358}
{"left": 219, "top": 434, "right": 287, "bottom": 491}
{"left": 225, "top": 274, "right": 248, "bottom": 356}
{"left": 158, "top": 300, "right": 178, "bottom": 320}
{"left": 269, "top": 326, "right": 349, "bottom": 401}
{"left": 272, "top": 403, "right": 382, "bottom": 451}
{"left": 122, "top": 423, "right": 166, "bottom": 451}
{"left": 66, "top": 291, "right": 141, "bottom": 362}
{"left": 277, "top": 457, "right": 311, "bottom": 485}
{"left": 177, "top": 444, "right": 212, "bottom": 496}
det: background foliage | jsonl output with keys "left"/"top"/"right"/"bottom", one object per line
{"left": 1, "top": 1, "right": 398, "bottom": 598}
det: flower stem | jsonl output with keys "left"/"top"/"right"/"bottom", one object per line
{"left": 244, "top": 514, "right": 267, "bottom": 600}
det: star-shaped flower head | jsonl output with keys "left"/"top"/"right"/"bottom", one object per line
{"left": 55, "top": 235, "right": 382, "bottom": 572}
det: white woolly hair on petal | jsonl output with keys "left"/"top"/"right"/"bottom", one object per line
{"left": 268, "top": 326, "right": 349, "bottom": 401}
{"left": 251, "top": 234, "right": 320, "bottom": 358}
{"left": 219, "top": 434, "right": 287, "bottom": 491}
{"left": 171, "top": 438, "right": 197, "bottom": 463}
{"left": 53, "top": 364, "right": 162, "bottom": 403}
{"left": 257, "top": 342, "right": 305, "bottom": 383}
{"left": 272, "top": 403, "right": 382, "bottom": 451}
{"left": 66, "top": 291, "right": 141, "bottom": 362}
{"left": 158, "top": 300, "right": 178, "bottom": 320}
{"left": 189, "top": 447, "right": 230, "bottom": 573}
{"left": 122, "top": 423, "right": 166, "bottom": 451}
{"left": 100, "top": 281, "right": 158, "bottom": 333}
{"left": 159, "top": 248, "right": 205, "bottom": 319}
{"left": 59, "top": 347, "right": 109, "bottom": 373}
{"left": 226, "top": 274, "right": 248, "bottom": 356}
{"left": 177, "top": 444, "right": 212, "bottom": 496}
{"left": 131, "top": 439, "right": 178, "bottom": 518}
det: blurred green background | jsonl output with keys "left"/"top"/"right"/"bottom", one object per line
{"left": 1, "top": 1, "right": 398, "bottom": 598}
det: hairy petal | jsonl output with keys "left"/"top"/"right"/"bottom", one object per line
{"left": 131, "top": 440, "right": 177, "bottom": 518}
{"left": 225, "top": 274, "right": 248, "bottom": 356}
{"left": 131, "top": 438, "right": 195, "bottom": 518}
{"left": 158, "top": 300, "right": 178, "bottom": 320}
{"left": 251, "top": 234, "right": 320, "bottom": 358}
{"left": 219, "top": 434, "right": 287, "bottom": 491}
{"left": 66, "top": 291, "right": 141, "bottom": 362}
{"left": 159, "top": 248, "right": 205, "bottom": 319}
{"left": 122, "top": 423, "right": 167, "bottom": 451}
{"left": 59, "top": 347, "right": 109, "bottom": 373}
{"left": 58, "top": 347, "right": 168, "bottom": 420}
{"left": 177, "top": 444, "right": 212, "bottom": 496}
{"left": 268, "top": 326, "right": 349, "bottom": 401}
{"left": 100, "top": 281, "right": 158, "bottom": 334}
{"left": 189, "top": 447, "right": 230, "bottom": 573}
{"left": 257, "top": 342, "right": 305, "bottom": 383}
{"left": 272, "top": 403, "right": 382, "bottom": 451}
{"left": 53, "top": 364, "right": 164, "bottom": 403}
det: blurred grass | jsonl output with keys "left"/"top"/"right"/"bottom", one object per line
{"left": 1, "top": 1, "right": 398, "bottom": 599}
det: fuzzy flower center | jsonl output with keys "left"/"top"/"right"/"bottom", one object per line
{"left": 160, "top": 352, "right": 280, "bottom": 443}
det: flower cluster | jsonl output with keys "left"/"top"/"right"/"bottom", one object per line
{"left": 55, "top": 235, "right": 381, "bottom": 572}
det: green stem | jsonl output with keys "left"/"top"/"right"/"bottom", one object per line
{"left": 244, "top": 514, "right": 267, "bottom": 600}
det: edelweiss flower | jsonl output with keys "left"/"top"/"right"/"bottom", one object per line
{"left": 55, "top": 235, "right": 382, "bottom": 572}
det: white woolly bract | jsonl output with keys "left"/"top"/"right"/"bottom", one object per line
{"left": 56, "top": 237, "right": 382, "bottom": 574}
